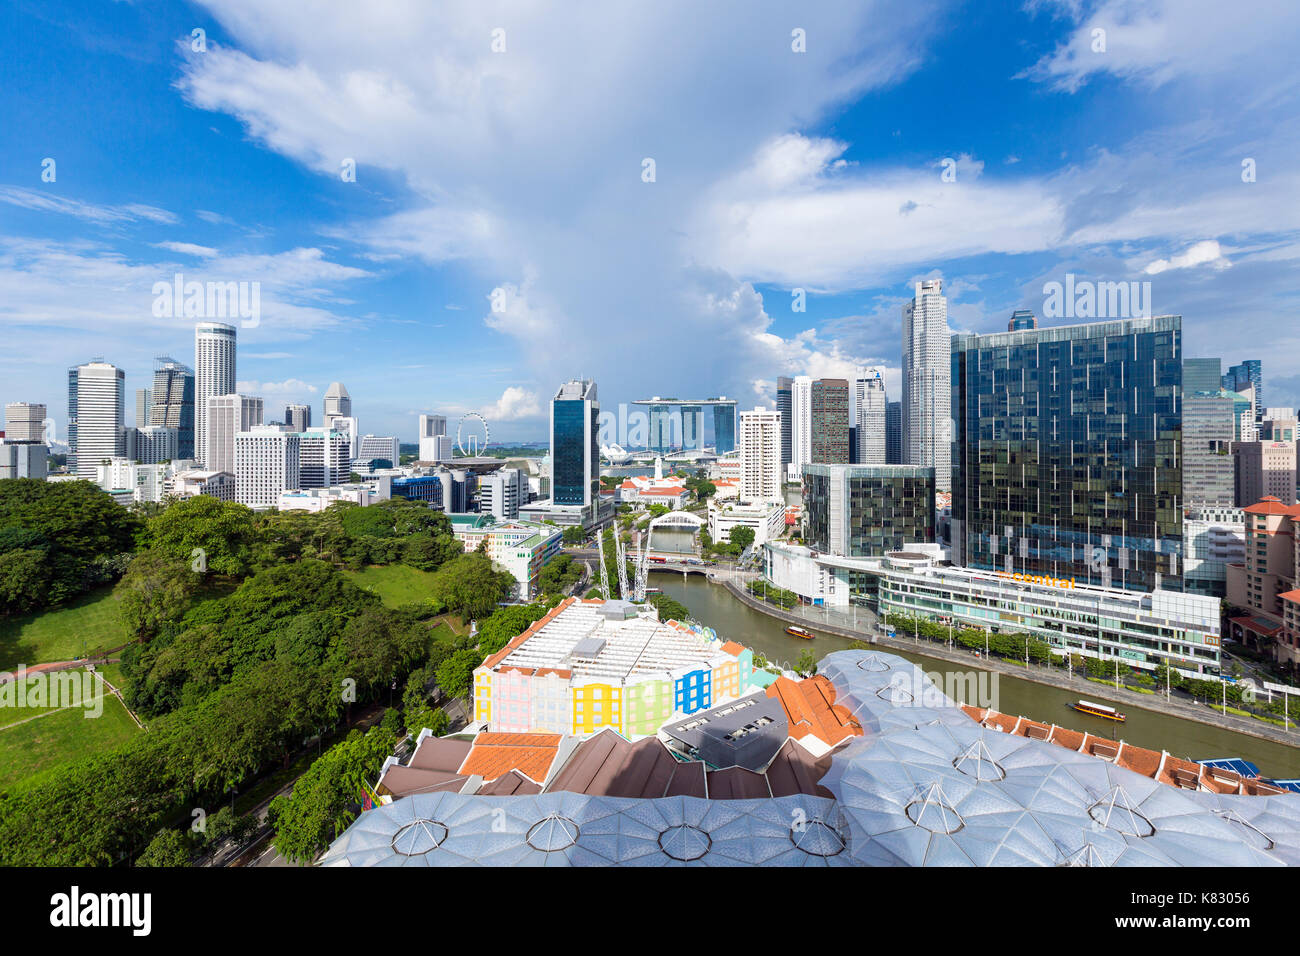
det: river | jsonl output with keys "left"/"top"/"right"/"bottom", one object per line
{"left": 655, "top": 573, "right": 1300, "bottom": 781}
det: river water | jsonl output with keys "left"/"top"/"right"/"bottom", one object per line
{"left": 655, "top": 573, "right": 1300, "bottom": 781}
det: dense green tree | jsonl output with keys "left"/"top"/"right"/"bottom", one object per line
{"left": 728, "top": 525, "right": 756, "bottom": 551}
{"left": 435, "top": 648, "right": 484, "bottom": 699}
{"left": 114, "top": 550, "right": 202, "bottom": 640}
{"left": 648, "top": 593, "right": 690, "bottom": 623}
{"left": 0, "top": 479, "right": 140, "bottom": 612}
{"left": 795, "top": 648, "right": 818, "bottom": 677}
{"left": 429, "top": 551, "right": 514, "bottom": 620}
{"left": 271, "top": 726, "right": 397, "bottom": 865}
{"left": 146, "top": 495, "right": 257, "bottom": 577}
{"left": 562, "top": 525, "right": 587, "bottom": 545}
{"left": 136, "top": 828, "right": 193, "bottom": 867}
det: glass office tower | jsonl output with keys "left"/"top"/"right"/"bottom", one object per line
{"left": 150, "top": 357, "right": 196, "bottom": 460}
{"left": 551, "top": 379, "right": 599, "bottom": 512}
{"left": 711, "top": 401, "right": 736, "bottom": 454}
{"left": 803, "top": 464, "right": 935, "bottom": 556}
{"left": 951, "top": 315, "right": 1183, "bottom": 593}
{"left": 776, "top": 377, "right": 793, "bottom": 468}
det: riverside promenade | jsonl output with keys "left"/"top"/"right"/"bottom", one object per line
{"left": 718, "top": 575, "right": 1300, "bottom": 752}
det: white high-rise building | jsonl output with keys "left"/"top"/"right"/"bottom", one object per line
{"left": 298, "top": 428, "right": 353, "bottom": 488}
{"left": 356, "top": 435, "right": 400, "bottom": 468}
{"left": 69, "top": 362, "right": 125, "bottom": 478}
{"left": 738, "top": 407, "right": 783, "bottom": 504}
{"left": 234, "top": 425, "right": 300, "bottom": 507}
{"left": 135, "top": 389, "right": 152, "bottom": 427}
{"left": 901, "top": 278, "right": 951, "bottom": 492}
{"left": 479, "top": 467, "right": 526, "bottom": 520}
{"left": 4, "top": 402, "right": 46, "bottom": 443}
{"left": 206, "top": 394, "right": 264, "bottom": 476}
{"left": 418, "top": 414, "right": 451, "bottom": 462}
{"left": 853, "top": 368, "right": 887, "bottom": 465}
{"left": 195, "top": 322, "right": 237, "bottom": 467}
{"left": 323, "top": 382, "right": 352, "bottom": 424}
{"left": 789, "top": 375, "right": 813, "bottom": 478}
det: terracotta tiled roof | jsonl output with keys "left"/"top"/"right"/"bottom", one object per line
{"left": 720, "top": 640, "right": 747, "bottom": 657}
{"left": 1243, "top": 496, "right": 1300, "bottom": 517}
{"left": 766, "top": 676, "right": 861, "bottom": 746}
{"left": 458, "top": 732, "right": 562, "bottom": 783}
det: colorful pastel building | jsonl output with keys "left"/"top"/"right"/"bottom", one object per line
{"left": 473, "top": 598, "right": 765, "bottom": 738}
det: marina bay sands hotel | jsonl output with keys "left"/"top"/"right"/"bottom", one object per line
{"left": 631, "top": 398, "right": 737, "bottom": 454}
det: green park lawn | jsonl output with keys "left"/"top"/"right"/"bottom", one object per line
{"left": 0, "top": 587, "right": 129, "bottom": 671}
{"left": 345, "top": 564, "right": 442, "bottom": 608}
{"left": 0, "top": 671, "right": 140, "bottom": 793}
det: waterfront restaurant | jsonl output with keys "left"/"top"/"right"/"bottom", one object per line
{"left": 764, "top": 543, "right": 1223, "bottom": 677}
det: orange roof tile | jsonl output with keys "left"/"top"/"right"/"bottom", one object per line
{"left": 720, "top": 641, "right": 747, "bottom": 657}
{"left": 766, "top": 676, "right": 861, "bottom": 746}
{"left": 1243, "top": 497, "right": 1300, "bottom": 517}
{"left": 458, "top": 732, "right": 563, "bottom": 783}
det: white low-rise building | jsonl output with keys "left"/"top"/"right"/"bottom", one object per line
{"left": 708, "top": 500, "right": 786, "bottom": 549}
{"left": 170, "top": 469, "right": 235, "bottom": 501}
{"left": 277, "top": 476, "right": 391, "bottom": 513}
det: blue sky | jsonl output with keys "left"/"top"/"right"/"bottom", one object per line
{"left": 2, "top": 0, "right": 1298, "bottom": 443}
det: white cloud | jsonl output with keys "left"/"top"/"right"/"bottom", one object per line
{"left": 1143, "top": 239, "right": 1230, "bottom": 275}
{"left": 236, "top": 378, "right": 318, "bottom": 395}
{"left": 483, "top": 386, "right": 541, "bottom": 422}
{"left": 155, "top": 241, "right": 218, "bottom": 257}
{"left": 0, "top": 186, "right": 178, "bottom": 224}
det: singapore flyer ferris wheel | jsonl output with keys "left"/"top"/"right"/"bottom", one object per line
{"left": 456, "top": 412, "right": 491, "bottom": 457}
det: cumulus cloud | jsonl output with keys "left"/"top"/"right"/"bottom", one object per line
{"left": 483, "top": 386, "right": 541, "bottom": 422}
{"left": 1143, "top": 240, "right": 1230, "bottom": 275}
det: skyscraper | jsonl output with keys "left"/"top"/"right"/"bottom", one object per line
{"left": 298, "top": 427, "right": 352, "bottom": 488}
{"left": 738, "top": 407, "right": 782, "bottom": 504}
{"left": 4, "top": 403, "right": 46, "bottom": 443}
{"left": 285, "top": 403, "right": 311, "bottom": 432}
{"left": 418, "top": 414, "right": 451, "bottom": 462}
{"left": 810, "top": 378, "right": 851, "bottom": 464}
{"left": 1223, "top": 360, "right": 1262, "bottom": 423}
{"left": 135, "top": 389, "right": 152, "bottom": 427}
{"left": 206, "top": 394, "right": 264, "bottom": 476}
{"left": 1184, "top": 358, "right": 1223, "bottom": 395}
{"left": 550, "top": 378, "right": 600, "bottom": 521}
{"left": 790, "top": 375, "right": 813, "bottom": 474}
{"left": 775, "top": 377, "right": 793, "bottom": 470}
{"left": 323, "top": 382, "right": 352, "bottom": 423}
{"left": 901, "top": 278, "right": 951, "bottom": 492}
{"left": 150, "top": 357, "right": 196, "bottom": 460}
{"left": 885, "top": 401, "right": 901, "bottom": 464}
{"left": 853, "top": 368, "right": 887, "bottom": 465}
{"left": 195, "top": 322, "right": 237, "bottom": 467}
{"left": 68, "top": 361, "right": 125, "bottom": 478}
{"left": 951, "top": 314, "right": 1183, "bottom": 593}
{"left": 235, "top": 425, "right": 300, "bottom": 508}
{"left": 1183, "top": 391, "right": 1236, "bottom": 508}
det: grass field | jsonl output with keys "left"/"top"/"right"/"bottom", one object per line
{"left": 0, "top": 587, "right": 129, "bottom": 671}
{"left": 0, "top": 671, "right": 140, "bottom": 792}
{"left": 345, "top": 565, "right": 442, "bottom": 608}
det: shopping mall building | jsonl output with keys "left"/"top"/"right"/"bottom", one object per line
{"left": 763, "top": 543, "right": 1223, "bottom": 677}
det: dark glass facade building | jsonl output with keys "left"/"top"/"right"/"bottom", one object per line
{"left": 551, "top": 379, "right": 599, "bottom": 512}
{"left": 951, "top": 315, "right": 1183, "bottom": 593}
{"left": 885, "top": 401, "right": 901, "bottom": 464}
{"left": 803, "top": 464, "right": 935, "bottom": 557}
{"left": 776, "top": 377, "right": 793, "bottom": 468}
{"left": 150, "top": 358, "right": 196, "bottom": 460}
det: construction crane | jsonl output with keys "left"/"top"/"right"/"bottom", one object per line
{"left": 595, "top": 529, "right": 611, "bottom": 600}
{"left": 633, "top": 531, "right": 649, "bottom": 603}
{"left": 614, "top": 528, "right": 630, "bottom": 600}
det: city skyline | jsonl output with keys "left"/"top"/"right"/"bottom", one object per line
{"left": 3, "top": 2, "right": 1299, "bottom": 441}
